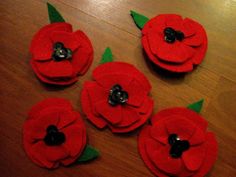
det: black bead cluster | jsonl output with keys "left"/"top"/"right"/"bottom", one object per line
{"left": 164, "top": 27, "right": 185, "bottom": 43}
{"left": 168, "top": 134, "right": 190, "bottom": 158}
{"left": 43, "top": 125, "right": 65, "bottom": 146}
{"left": 52, "top": 42, "right": 72, "bottom": 61}
{"left": 108, "top": 84, "right": 128, "bottom": 106}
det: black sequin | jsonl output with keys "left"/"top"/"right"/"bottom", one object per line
{"left": 52, "top": 42, "right": 72, "bottom": 61}
{"left": 108, "top": 84, "right": 128, "bottom": 106}
{"left": 43, "top": 125, "right": 65, "bottom": 146}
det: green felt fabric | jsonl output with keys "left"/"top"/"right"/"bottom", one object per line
{"left": 130, "top": 10, "right": 149, "bottom": 29}
{"left": 77, "top": 145, "right": 100, "bottom": 163}
{"left": 47, "top": 3, "right": 65, "bottom": 23}
{"left": 187, "top": 99, "right": 204, "bottom": 113}
{"left": 100, "top": 47, "right": 113, "bottom": 64}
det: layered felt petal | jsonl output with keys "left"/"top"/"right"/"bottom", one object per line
{"left": 71, "top": 30, "right": 94, "bottom": 75}
{"left": 95, "top": 99, "right": 122, "bottom": 125}
{"left": 50, "top": 31, "right": 80, "bottom": 51}
{"left": 142, "top": 36, "right": 194, "bottom": 72}
{"left": 34, "top": 60, "right": 74, "bottom": 79}
{"left": 81, "top": 85, "right": 107, "bottom": 128}
{"left": 31, "top": 60, "right": 78, "bottom": 85}
{"left": 30, "top": 23, "right": 72, "bottom": 61}
{"left": 92, "top": 62, "right": 151, "bottom": 92}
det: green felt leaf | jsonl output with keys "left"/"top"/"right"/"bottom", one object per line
{"left": 100, "top": 47, "right": 113, "bottom": 64}
{"left": 47, "top": 3, "right": 65, "bottom": 23}
{"left": 187, "top": 99, "right": 204, "bottom": 113}
{"left": 77, "top": 145, "right": 100, "bottom": 163}
{"left": 130, "top": 10, "right": 149, "bottom": 29}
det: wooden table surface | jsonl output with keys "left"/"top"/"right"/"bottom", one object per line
{"left": 0, "top": 0, "right": 236, "bottom": 176}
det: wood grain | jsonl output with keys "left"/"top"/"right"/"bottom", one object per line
{"left": 0, "top": 0, "right": 236, "bottom": 176}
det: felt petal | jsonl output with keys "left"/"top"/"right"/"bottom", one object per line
{"left": 31, "top": 60, "right": 78, "bottom": 85}
{"left": 182, "top": 18, "right": 197, "bottom": 37}
{"left": 50, "top": 31, "right": 79, "bottom": 51}
{"left": 150, "top": 120, "right": 168, "bottom": 145}
{"left": 151, "top": 145, "right": 182, "bottom": 175}
{"left": 110, "top": 100, "right": 153, "bottom": 133}
{"left": 138, "top": 97, "right": 154, "bottom": 114}
{"left": 193, "top": 132, "right": 218, "bottom": 177}
{"left": 95, "top": 73, "right": 133, "bottom": 90}
{"left": 125, "top": 79, "right": 146, "bottom": 107}
{"left": 80, "top": 84, "right": 107, "bottom": 128}
{"left": 71, "top": 30, "right": 93, "bottom": 75}
{"left": 93, "top": 62, "right": 151, "bottom": 92}
{"left": 114, "top": 107, "right": 140, "bottom": 127}
{"left": 95, "top": 99, "right": 122, "bottom": 125}
{"left": 142, "top": 36, "right": 194, "bottom": 72}
{"left": 138, "top": 126, "right": 169, "bottom": 177}
{"left": 35, "top": 60, "right": 74, "bottom": 79}
{"left": 148, "top": 31, "right": 194, "bottom": 63}
{"left": 189, "top": 127, "right": 206, "bottom": 145}
{"left": 57, "top": 110, "right": 78, "bottom": 130}
{"left": 28, "top": 98, "right": 72, "bottom": 120}
{"left": 165, "top": 116, "right": 196, "bottom": 140}
{"left": 31, "top": 23, "right": 72, "bottom": 61}
{"left": 151, "top": 107, "right": 208, "bottom": 131}
{"left": 30, "top": 141, "right": 68, "bottom": 167}
{"left": 182, "top": 143, "right": 207, "bottom": 171}
{"left": 62, "top": 121, "right": 86, "bottom": 157}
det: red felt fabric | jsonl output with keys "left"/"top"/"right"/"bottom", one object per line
{"left": 30, "top": 22, "right": 93, "bottom": 85}
{"left": 138, "top": 107, "right": 218, "bottom": 176}
{"left": 81, "top": 62, "right": 153, "bottom": 133}
{"left": 23, "top": 98, "right": 87, "bottom": 169}
{"left": 141, "top": 14, "right": 208, "bottom": 73}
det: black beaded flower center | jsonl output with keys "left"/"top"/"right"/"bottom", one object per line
{"left": 164, "top": 27, "right": 185, "bottom": 43}
{"left": 168, "top": 134, "right": 190, "bottom": 158}
{"left": 108, "top": 84, "right": 128, "bottom": 106}
{"left": 43, "top": 125, "right": 65, "bottom": 146}
{"left": 52, "top": 42, "right": 72, "bottom": 61}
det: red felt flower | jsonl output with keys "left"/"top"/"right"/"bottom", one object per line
{"left": 30, "top": 22, "right": 93, "bottom": 85}
{"left": 81, "top": 62, "right": 154, "bottom": 133}
{"left": 142, "top": 14, "right": 207, "bottom": 73}
{"left": 23, "top": 98, "right": 87, "bottom": 168}
{"left": 138, "top": 107, "right": 218, "bottom": 177}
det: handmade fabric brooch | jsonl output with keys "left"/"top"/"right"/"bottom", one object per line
{"left": 23, "top": 98, "right": 99, "bottom": 169}
{"left": 138, "top": 100, "right": 218, "bottom": 177}
{"left": 131, "top": 11, "right": 207, "bottom": 73}
{"left": 30, "top": 3, "right": 93, "bottom": 85}
{"left": 81, "top": 48, "right": 154, "bottom": 133}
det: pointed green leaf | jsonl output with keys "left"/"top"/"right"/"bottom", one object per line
{"left": 100, "top": 47, "right": 113, "bottom": 64}
{"left": 130, "top": 10, "right": 149, "bottom": 29}
{"left": 47, "top": 3, "right": 65, "bottom": 23}
{"left": 77, "top": 145, "right": 100, "bottom": 163}
{"left": 187, "top": 99, "right": 204, "bottom": 113}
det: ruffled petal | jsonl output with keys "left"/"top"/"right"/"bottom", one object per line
{"left": 31, "top": 60, "right": 78, "bottom": 85}
{"left": 92, "top": 62, "right": 151, "bottom": 92}
{"left": 193, "top": 132, "right": 218, "bottom": 177}
{"left": 80, "top": 85, "right": 107, "bottom": 128}
{"left": 71, "top": 30, "right": 93, "bottom": 75}
{"left": 165, "top": 116, "right": 196, "bottom": 140}
{"left": 182, "top": 143, "right": 207, "bottom": 171}
{"left": 138, "top": 126, "right": 169, "bottom": 177}
{"left": 142, "top": 36, "right": 194, "bottom": 72}
{"left": 189, "top": 127, "right": 206, "bottom": 145}
{"left": 151, "top": 107, "right": 208, "bottom": 131}
{"left": 31, "top": 23, "right": 72, "bottom": 61}
{"left": 149, "top": 143, "right": 182, "bottom": 175}
{"left": 95, "top": 99, "right": 122, "bottom": 125}
{"left": 50, "top": 31, "right": 80, "bottom": 51}
{"left": 57, "top": 110, "right": 78, "bottom": 130}
{"left": 35, "top": 60, "right": 74, "bottom": 79}
{"left": 150, "top": 120, "right": 169, "bottom": 145}
{"left": 114, "top": 106, "right": 140, "bottom": 127}
{"left": 62, "top": 119, "right": 86, "bottom": 157}
{"left": 138, "top": 97, "right": 154, "bottom": 114}
{"left": 147, "top": 31, "right": 194, "bottom": 63}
